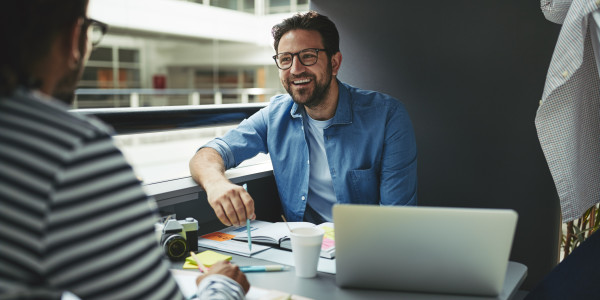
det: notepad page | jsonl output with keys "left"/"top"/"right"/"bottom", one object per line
{"left": 233, "top": 221, "right": 315, "bottom": 244}
{"left": 198, "top": 233, "right": 270, "bottom": 257}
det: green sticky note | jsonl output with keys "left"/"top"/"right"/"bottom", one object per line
{"left": 185, "top": 250, "right": 232, "bottom": 268}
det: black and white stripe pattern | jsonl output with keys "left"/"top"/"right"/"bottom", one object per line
{"left": 0, "top": 90, "right": 183, "bottom": 299}
{"left": 535, "top": 0, "right": 600, "bottom": 222}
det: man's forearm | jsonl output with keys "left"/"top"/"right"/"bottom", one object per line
{"left": 190, "top": 147, "right": 229, "bottom": 190}
{"left": 190, "top": 147, "right": 256, "bottom": 226}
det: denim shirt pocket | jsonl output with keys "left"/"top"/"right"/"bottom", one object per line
{"left": 348, "top": 168, "right": 379, "bottom": 204}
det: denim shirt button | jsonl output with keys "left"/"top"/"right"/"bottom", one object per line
{"left": 301, "top": 196, "right": 306, "bottom": 201}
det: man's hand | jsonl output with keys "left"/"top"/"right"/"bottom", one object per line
{"left": 196, "top": 261, "right": 250, "bottom": 294}
{"left": 206, "top": 179, "right": 255, "bottom": 226}
{"left": 189, "top": 148, "right": 256, "bottom": 226}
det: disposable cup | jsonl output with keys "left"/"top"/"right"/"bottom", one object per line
{"left": 290, "top": 226, "right": 324, "bottom": 278}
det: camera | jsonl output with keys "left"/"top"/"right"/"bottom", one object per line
{"left": 159, "top": 217, "right": 198, "bottom": 260}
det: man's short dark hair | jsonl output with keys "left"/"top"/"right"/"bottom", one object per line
{"left": 0, "top": 0, "right": 88, "bottom": 96}
{"left": 271, "top": 11, "right": 340, "bottom": 57}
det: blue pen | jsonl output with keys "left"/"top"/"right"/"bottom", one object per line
{"left": 240, "top": 265, "right": 288, "bottom": 273}
{"left": 246, "top": 219, "right": 251, "bottom": 252}
{"left": 243, "top": 183, "right": 251, "bottom": 253}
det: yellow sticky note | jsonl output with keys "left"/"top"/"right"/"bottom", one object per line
{"left": 183, "top": 250, "right": 232, "bottom": 269}
{"left": 322, "top": 226, "right": 335, "bottom": 240}
{"left": 183, "top": 260, "right": 199, "bottom": 269}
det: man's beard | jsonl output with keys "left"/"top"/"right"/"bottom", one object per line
{"left": 52, "top": 59, "right": 84, "bottom": 105}
{"left": 284, "top": 61, "right": 333, "bottom": 109}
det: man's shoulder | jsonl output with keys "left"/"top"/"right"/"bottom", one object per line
{"left": 2, "top": 92, "right": 113, "bottom": 145}
{"left": 266, "top": 93, "right": 295, "bottom": 114}
{"left": 268, "top": 93, "right": 293, "bottom": 106}
{"left": 341, "top": 81, "right": 405, "bottom": 110}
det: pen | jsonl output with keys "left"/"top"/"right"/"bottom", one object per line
{"left": 243, "top": 183, "right": 251, "bottom": 253}
{"left": 240, "top": 265, "right": 288, "bottom": 273}
{"left": 189, "top": 251, "right": 209, "bottom": 273}
{"left": 247, "top": 218, "right": 252, "bottom": 252}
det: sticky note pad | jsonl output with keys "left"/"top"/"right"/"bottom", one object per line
{"left": 322, "top": 226, "right": 335, "bottom": 240}
{"left": 183, "top": 250, "right": 232, "bottom": 269}
{"left": 322, "top": 238, "right": 335, "bottom": 250}
{"left": 183, "top": 261, "right": 198, "bottom": 269}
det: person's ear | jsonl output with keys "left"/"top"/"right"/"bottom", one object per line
{"left": 65, "top": 18, "right": 84, "bottom": 70}
{"left": 331, "top": 51, "right": 342, "bottom": 76}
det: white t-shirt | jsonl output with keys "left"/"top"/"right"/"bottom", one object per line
{"left": 304, "top": 112, "right": 336, "bottom": 222}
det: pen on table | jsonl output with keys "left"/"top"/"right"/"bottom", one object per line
{"left": 243, "top": 183, "right": 251, "bottom": 253}
{"left": 240, "top": 265, "right": 288, "bottom": 273}
{"left": 189, "top": 251, "right": 209, "bottom": 273}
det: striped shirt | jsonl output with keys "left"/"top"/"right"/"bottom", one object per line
{"left": 0, "top": 90, "right": 243, "bottom": 299}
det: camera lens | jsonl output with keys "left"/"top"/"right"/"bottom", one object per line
{"left": 163, "top": 234, "right": 187, "bottom": 260}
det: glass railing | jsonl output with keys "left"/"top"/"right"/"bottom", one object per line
{"left": 72, "top": 101, "right": 268, "bottom": 134}
{"left": 73, "top": 88, "right": 282, "bottom": 109}
{"left": 71, "top": 103, "right": 271, "bottom": 184}
{"left": 179, "top": 0, "right": 310, "bottom": 15}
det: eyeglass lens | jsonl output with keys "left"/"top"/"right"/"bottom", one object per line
{"left": 88, "top": 24, "right": 104, "bottom": 46}
{"left": 276, "top": 49, "right": 320, "bottom": 69}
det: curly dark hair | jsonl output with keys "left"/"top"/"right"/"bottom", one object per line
{"left": 271, "top": 11, "right": 340, "bottom": 57}
{"left": 0, "top": 0, "right": 88, "bottom": 96}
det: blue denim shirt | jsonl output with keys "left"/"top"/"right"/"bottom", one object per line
{"left": 203, "top": 80, "right": 417, "bottom": 221}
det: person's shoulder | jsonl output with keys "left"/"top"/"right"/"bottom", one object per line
{"left": 341, "top": 81, "right": 405, "bottom": 110}
{"left": 3, "top": 91, "right": 113, "bottom": 144}
{"left": 266, "top": 93, "right": 294, "bottom": 113}
{"left": 268, "top": 93, "right": 292, "bottom": 105}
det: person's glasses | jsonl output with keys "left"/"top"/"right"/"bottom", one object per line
{"left": 83, "top": 17, "right": 108, "bottom": 47}
{"left": 272, "top": 48, "right": 327, "bottom": 70}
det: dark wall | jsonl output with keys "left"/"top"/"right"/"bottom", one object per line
{"left": 312, "top": 0, "right": 562, "bottom": 290}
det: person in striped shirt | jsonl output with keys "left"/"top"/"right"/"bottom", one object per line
{"left": 0, "top": 1, "right": 249, "bottom": 299}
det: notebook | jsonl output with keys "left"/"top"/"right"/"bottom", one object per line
{"left": 232, "top": 221, "right": 336, "bottom": 258}
{"left": 333, "top": 204, "right": 518, "bottom": 296}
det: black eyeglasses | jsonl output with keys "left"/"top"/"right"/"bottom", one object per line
{"left": 272, "top": 48, "right": 327, "bottom": 70}
{"left": 83, "top": 17, "right": 108, "bottom": 47}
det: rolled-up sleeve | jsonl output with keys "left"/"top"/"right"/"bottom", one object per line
{"left": 201, "top": 106, "right": 270, "bottom": 169}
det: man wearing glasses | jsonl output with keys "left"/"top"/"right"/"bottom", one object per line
{"left": 0, "top": 1, "right": 249, "bottom": 299}
{"left": 190, "top": 11, "right": 418, "bottom": 226}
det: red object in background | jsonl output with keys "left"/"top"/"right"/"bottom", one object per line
{"left": 153, "top": 75, "right": 166, "bottom": 89}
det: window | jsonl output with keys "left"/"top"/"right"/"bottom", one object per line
{"left": 188, "top": 0, "right": 308, "bottom": 14}
{"left": 211, "top": 0, "right": 237, "bottom": 10}
{"left": 76, "top": 46, "right": 141, "bottom": 108}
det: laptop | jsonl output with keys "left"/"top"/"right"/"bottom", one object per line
{"left": 333, "top": 204, "right": 518, "bottom": 296}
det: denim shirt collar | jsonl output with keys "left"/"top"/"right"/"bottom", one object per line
{"left": 290, "top": 79, "right": 353, "bottom": 126}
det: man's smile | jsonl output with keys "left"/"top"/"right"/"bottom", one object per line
{"left": 292, "top": 78, "right": 312, "bottom": 85}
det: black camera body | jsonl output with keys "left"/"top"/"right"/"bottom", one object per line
{"left": 160, "top": 217, "right": 198, "bottom": 260}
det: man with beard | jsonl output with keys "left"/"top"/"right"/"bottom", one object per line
{"left": 190, "top": 11, "right": 417, "bottom": 226}
{"left": 0, "top": 1, "right": 249, "bottom": 299}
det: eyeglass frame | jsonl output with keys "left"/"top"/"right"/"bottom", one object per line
{"left": 272, "top": 48, "right": 328, "bottom": 70}
{"left": 82, "top": 17, "right": 108, "bottom": 48}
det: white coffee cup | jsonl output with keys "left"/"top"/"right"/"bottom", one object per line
{"left": 290, "top": 226, "right": 325, "bottom": 278}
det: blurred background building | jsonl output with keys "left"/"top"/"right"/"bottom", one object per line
{"left": 78, "top": 0, "right": 309, "bottom": 109}
{"left": 80, "top": 0, "right": 309, "bottom": 184}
